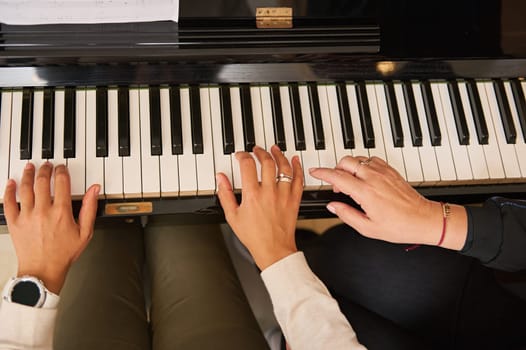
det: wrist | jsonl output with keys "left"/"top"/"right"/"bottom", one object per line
{"left": 255, "top": 248, "right": 298, "bottom": 271}
{"left": 438, "top": 204, "right": 467, "bottom": 251}
{"left": 17, "top": 266, "right": 68, "bottom": 294}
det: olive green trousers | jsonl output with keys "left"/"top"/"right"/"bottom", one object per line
{"left": 54, "top": 216, "right": 269, "bottom": 350}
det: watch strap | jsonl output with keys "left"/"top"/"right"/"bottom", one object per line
{"left": 2, "top": 276, "right": 60, "bottom": 309}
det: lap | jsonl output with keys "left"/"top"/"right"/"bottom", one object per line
{"left": 54, "top": 218, "right": 150, "bottom": 350}
{"left": 299, "top": 224, "right": 526, "bottom": 349}
{"left": 144, "top": 216, "right": 269, "bottom": 350}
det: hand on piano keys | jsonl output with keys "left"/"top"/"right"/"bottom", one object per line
{"left": 216, "top": 145, "right": 303, "bottom": 271}
{"left": 309, "top": 156, "right": 468, "bottom": 251}
{"left": 2, "top": 161, "right": 100, "bottom": 294}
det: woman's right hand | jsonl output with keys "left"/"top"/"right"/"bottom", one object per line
{"left": 309, "top": 155, "right": 468, "bottom": 250}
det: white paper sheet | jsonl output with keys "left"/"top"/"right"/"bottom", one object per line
{"left": 0, "top": 0, "right": 179, "bottom": 25}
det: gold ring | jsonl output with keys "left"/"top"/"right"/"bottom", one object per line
{"left": 276, "top": 173, "right": 293, "bottom": 183}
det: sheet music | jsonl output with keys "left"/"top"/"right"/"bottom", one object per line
{"left": 0, "top": 0, "right": 179, "bottom": 24}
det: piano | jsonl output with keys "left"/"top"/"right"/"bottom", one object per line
{"left": 1, "top": 0, "right": 526, "bottom": 223}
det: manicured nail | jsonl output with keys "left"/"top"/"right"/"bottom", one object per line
{"left": 326, "top": 203, "right": 336, "bottom": 214}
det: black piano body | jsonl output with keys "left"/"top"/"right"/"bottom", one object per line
{"left": 1, "top": 0, "right": 526, "bottom": 223}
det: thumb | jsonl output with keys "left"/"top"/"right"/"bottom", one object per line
{"left": 216, "top": 173, "right": 238, "bottom": 217}
{"left": 78, "top": 184, "right": 100, "bottom": 242}
{"left": 327, "top": 201, "right": 370, "bottom": 236}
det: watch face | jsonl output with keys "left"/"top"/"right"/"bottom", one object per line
{"left": 12, "top": 281, "right": 42, "bottom": 307}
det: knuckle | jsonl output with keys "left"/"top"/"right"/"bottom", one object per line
{"left": 261, "top": 157, "right": 275, "bottom": 168}
{"left": 35, "top": 174, "right": 50, "bottom": 187}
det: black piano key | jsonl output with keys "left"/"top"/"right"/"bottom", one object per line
{"left": 240, "top": 84, "right": 255, "bottom": 152}
{"left": 493, "top": 79, "right": 516, "bottom": 144}
{"left": 356, "top": 82, "right": 375, "bottom": 148}
{"left": 308, "top": 82, "right": 325, "bottom": 150}
{"left": 420, "top": 81, "right": 441, "bottom": 146}
{"left": 169, "top": 86, "right": 183, "bottom": 155}
{"left": 384, "top": 82, "right": 404, "bottom": 147}
{"left": 20, "top": 88, "right": 34, "bottom": 160}
{"left": 270, "top": 83, "right": 286, "bottom": 151}
{"left": 510, "top": 79, "right": 526, "bottom": 142}
{"left": 41, "top": 88, "right": 55, "bottom": 159}
{"left": 95, "top": 87, "right": 108, "bottom": 158}
{"left": 447, "top": 80, "right": 470, "bottom": 145}
{"left": 189, "top": 85, "right": 203, "bottom": 154}
{"left": 336, "top": 82, "right": 354, "bottom": 149}
{"left": 219, "top": 85, "right": 234, "bottom": 154}
{"left": 118, "top": 87, "right": 130, "bottom": 157}
{"left": 466, "top": 80, "right": 489, "bottom": 144}
{"left": 289, "top": 83, "right": 306, "bottom": 151}
{"left": 63, "top": 87, "right": 76, "bottom": 158}
{"left": 402, "top": 81, "right": 423, "bottom": 147}
{"left": 149, "top": 86, "right": 163, "bottom": 155}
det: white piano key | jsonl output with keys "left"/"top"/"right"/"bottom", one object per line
{"left": 68, "top": 89, "right": 87, "bottom": 198}
{"left": 471, "top": 82, "right": 506, "bottom": 181}
{"left": 209, "top": 86, "right": 233, "bottom": 187}
{"left": 298, "top": 84, "right": 322, "bottom": 189}
{"left": 456, "top": 82, "right": 490, "bottom": 182}
{"left": 481, "top": 81, "right": 521, "bottom": 180}
{"left": 0, "top": 91, "right": 12, "bottom": 203}
{"left": 427, "top": 83, "right": 456, "bottom": 183}
{"left": 346, "top": 83, "right": 370, "bottom": 158}
{"left": 230, "top": 87, "right": 245, "bottom": 191}
{"left": 374, "top": 84, "right": 406, "bottom": 179}
{"left": 279, "top": 85, "right": 301, "bottom": 166}
{"left": 104, "top": 88, "right": 124, "bottom": 198}
{"left": 436, "top": 83, "right": 473, "bottom": 182}
{"left": 411, "top": 83, "right": 440, "bottom": 184}
{"left": 365, "top": 84, "right": 387, "bottom": 161}
{"left": 393, "top": 83, "right": 424, "bottom": 185}
{"left": 53, "top": 90, "right": 66, "bottom": 166}
{"left": 316, "top": 85, "right": 337, "bottom": 171}
{"left": 178, "top": 87, "right": 198, "bottom": 195}
{"left": 196, "top": 87, "right": 216, "bottom": 195}
{"left": 9, "top": 91, "right": 29, "bottom": 198}
{"left": 250, "top": 86, "right": 265, "bottom": 181}
{"left": 85, "top": 89, "right": 105, "bottom": 198}
{"left": 31, "top": 90, "right": 44, "bottom": 169}
{"left": 159, "top": 87, "right": 179, "bottom": 197}
{"left": 139, "top": 88, "right": 161, "bottom": 197}
{"left": 504, "top": 80, "right": 526, "bottom": 177}
{"left": 123, "top": 88, "right": 143, "bottom": 198}
{"left": 259, "top": 86, "right": 275, "bottom": 148}
{"left": 326, "top": 85, "right": 350, "bottom": 168}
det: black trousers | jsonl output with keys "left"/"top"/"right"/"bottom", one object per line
{"left": 298, "top": 225, "right": 526, "bottom": 350}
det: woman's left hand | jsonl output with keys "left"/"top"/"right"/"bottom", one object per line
{"left": 216, "top": 145, "right": 303, "bottom": 270}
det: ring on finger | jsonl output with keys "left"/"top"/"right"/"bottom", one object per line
{"left": 353, "top": 157, "right": 372, "bottom": 176}
{"left": 276, "top": 173, "right": 293, "bottom": 183}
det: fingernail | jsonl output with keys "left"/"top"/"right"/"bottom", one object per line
{"left": 308, "top": 167, "right": 316, "bottom": 173}
{"left": 25, "top": 162, "right": 34, "bottom": 170}
{"left": 93, "top": 184, "right": 101, "bottom": 196}
{"left": 7, "top": 179, "right": 15, "bottom": 186}
{"left": 55, "top": 164, "right": 66, "bottom": 173}
{"left": 326, "top": 203, "right": 336, "bottom": 214}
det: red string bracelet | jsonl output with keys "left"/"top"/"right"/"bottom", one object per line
{"left": 405, "top": 202, "right": 451, "bottom": 252}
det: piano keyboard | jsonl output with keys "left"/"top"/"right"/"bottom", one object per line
{"left": 1, "top": 79, "right": 526, "bottom": 202}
